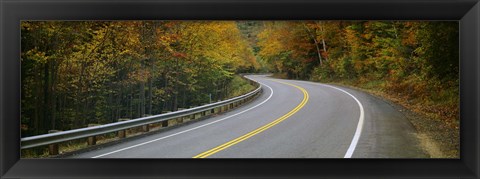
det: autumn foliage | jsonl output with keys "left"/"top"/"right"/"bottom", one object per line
{"left": 21, "top": 20, "right": 459, "bottom": 140}
{"left": 256, "top": 21, "right": 459, "bottom": 127}
{"left": 21, "top": 21, "right": 258, "bottom": 137}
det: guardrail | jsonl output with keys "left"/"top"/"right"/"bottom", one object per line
{"left": 21, "top": 76, "right": 262, "bottom": 155}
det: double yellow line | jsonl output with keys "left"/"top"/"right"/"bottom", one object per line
{"left": 193, "top": 80, "right": 309, "bottom": 158}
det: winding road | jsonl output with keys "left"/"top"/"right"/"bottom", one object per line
{"left": 70, "top": 75, "right": 428, "bottom": 158}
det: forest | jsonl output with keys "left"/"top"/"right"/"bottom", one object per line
{"left": 255, "top": 21, "right": 459, "bottom": 130}
{"left": 21, "top": 21, "right": 258, "bottom": 137}
{"left": 21, "top": 21, "right": 459, "bottom": 141}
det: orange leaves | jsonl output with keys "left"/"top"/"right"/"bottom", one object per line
{"left": 173, "top": 52, "right": 187, "bottom": 58}
{"left": 362, "top": 33, "right": 373, "bottom": 40}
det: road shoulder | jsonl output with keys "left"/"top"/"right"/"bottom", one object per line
{"left": 326, "top": 83, "right": 458, "bottom": 158}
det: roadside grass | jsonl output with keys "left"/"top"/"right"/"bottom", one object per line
{"left": 226, "top": 76, "right": 256, "bottom": 98}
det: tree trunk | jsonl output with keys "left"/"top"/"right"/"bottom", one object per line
{"left": 147, "top": 78, "right": 153, "bottom": 115}
{"left": 302, "top": 23, "right": 323, "bottom": 66}
{"left": 116, "top": 87, "right": 122, "bottom": 121}
{"left": 172, "top": 59, "right": 179, "bottom": 111}
{"left": 34, "top": 67, "right": 42, "bottom": 135}
{"left": 43, "top": 62, "right": 50, "bottom": 133}
{"left": 83, "top": 91, "right": 89, "bottom": 127}
{"left": 316, "top": 21, "right": 329, "bottom": 61}
{"left": 129, "top": 92, "right": 133, "bottom": 119}
{"left": 392, "top": 22, "right": 399, "bottom": 39}
{"left": 162, "top": 73, "right": 168, "bottom": 112}
{"left": 140, "top": 82, "right": 145, "bottom": 116}
{"left": 50, "top": 61, "right": 57, "bottom": 130}
{"left": 182, "top": 89, "right": 186, "bottom": 108}
{"left": 322, "top": 38, "right": 328, "bottom": 61}
{"left": 314, "top": 39, "right": 323, "bottom": 66}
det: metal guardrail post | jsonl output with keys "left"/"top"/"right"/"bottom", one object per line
{"left": 142, "top": 115, "right": 152, "bottom": 132}
{"left": 87, "top": 124, "right": 100, "bottom": 145}
{"left": 142, "top": 124, "right": 150, "bottom": 132}
{"left": 168, "top": 118, "right": 176, "bottom": 126}
{"left": 48, "top": 130, "right": 61, "bottom": 155}
{"left": 117, "top": 119, "right": 130, "bottom": 138}
{"left": 176, "top": 117, "right": 183, "bottom": 124}
{"left": 161, "top": 111, "right": 170, "bottom": 128}
{"left": 176, "top": 108, "right": 188, "bottom": 123}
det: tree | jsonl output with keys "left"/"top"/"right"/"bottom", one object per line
{"left": 21, "top": 21, "right": 259, "bottom": 136}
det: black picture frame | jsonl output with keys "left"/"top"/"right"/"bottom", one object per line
{"left": 1, "top": 0, "right": 479, "bottom": 178}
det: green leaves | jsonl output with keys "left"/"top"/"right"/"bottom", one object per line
{"left": 21, "top": 21, "right": 259, "bottom": 136}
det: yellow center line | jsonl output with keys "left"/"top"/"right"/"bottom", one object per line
{"left": 192, "top": 79, "right": 309, "bottom": 158}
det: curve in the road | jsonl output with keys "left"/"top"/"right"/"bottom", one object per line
{"left": 70, "top": 75, "right": 423, "bottom": 159}
{"left": 193, "top": 79, "right": 309, "bottom": 158}
{"left": 90, "top": 77, "right": 365, "bottom": 158}
{"left": 71, "top": 76, "right": 420, "bottom": 158}
{"left": 91, "top": 82, "right": 274, "bottom": 158}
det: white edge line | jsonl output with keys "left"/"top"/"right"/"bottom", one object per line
{"left": 295, "top": 80, "right": 364, "bottom": 158}
{"left": 91, "top": 79, "right": 274, "bottom": 158}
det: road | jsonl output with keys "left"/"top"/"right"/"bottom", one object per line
{"left": 70, "top": 75, "right": 428, "bottom": 158}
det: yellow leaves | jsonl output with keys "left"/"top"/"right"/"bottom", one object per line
{"left": 167, "top": 21, "right": 256, "bottom": 70}
{"left": 345, "top": 27, "right": 361, "bottom": 50}
{"left": 257, "top": 26, "right": 285, "bottom": 59}
{"left": 23, "top": 48, "right": 49, "bottom": 63}
{"left": 23, "top": 21, "right": 259, "bottom": 91}
{"left": 21, "top": 21, "right": 33, "bottom": 31}
{"left": 127, "top": 69, "right": 151, "bottom": 83}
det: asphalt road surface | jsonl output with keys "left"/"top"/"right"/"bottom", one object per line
{"left": 70, "top": 75, "right": 428, "bottom": 158}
